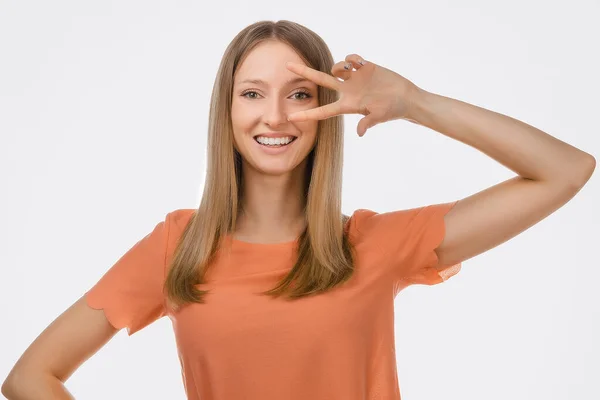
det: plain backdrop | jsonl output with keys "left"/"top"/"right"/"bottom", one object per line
{"left": 1, "top": 1, "right": 598, "bottom": 399}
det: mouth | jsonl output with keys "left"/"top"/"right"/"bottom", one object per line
{"left": 252, "top": 135, "right": 298, "bottom": 148}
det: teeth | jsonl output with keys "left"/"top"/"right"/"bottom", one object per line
{"left": 255, "top": 136, "right": 295, "bottom": 146}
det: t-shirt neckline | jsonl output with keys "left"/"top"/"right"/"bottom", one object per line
{"left": 225, "top": 234, "right": 299, "bottom": 248}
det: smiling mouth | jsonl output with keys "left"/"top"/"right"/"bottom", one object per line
{"left": 253, "top": 136, "right": 298, "bottom": 147}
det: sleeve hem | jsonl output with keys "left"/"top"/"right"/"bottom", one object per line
{"left": 83, "top": 211, "right": 172, "bottom": 337}
{"left": 402, "top": 200, "right": 462, "bottom": 286}
{"left": 85, "top": 289, "right": 136, "bottom": 336}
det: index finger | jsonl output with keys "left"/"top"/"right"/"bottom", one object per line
{"left": 285, "top": 62, "right": 341, "bottom": 91}
{"left": 288, "top": 101, "right": 344, "bottom": 122}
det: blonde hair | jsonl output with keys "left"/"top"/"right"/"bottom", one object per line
{"left": 164, "top": 20, "right": 355, "bottom": 308}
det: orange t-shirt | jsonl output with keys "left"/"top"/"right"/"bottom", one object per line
{"left": 85, "top": 201, "right": 461, "bottom": 399}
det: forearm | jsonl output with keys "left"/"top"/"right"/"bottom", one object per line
{"left": 406, "top": 88, "right": 596, "bottom": 185}
{"left": 2, "top": 372, "right": 75, "bottom": 400}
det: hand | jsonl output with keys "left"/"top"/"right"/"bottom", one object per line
{"left": 286, "top": 54, "right": 422, "bottom": 136}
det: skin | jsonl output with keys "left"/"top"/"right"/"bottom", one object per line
{"left": 2, "top": 297, "right": 115, "bottom": 399}
{"left": 231, "top": 40, "right": 321, "bottom": 243}
{"left": 3, "top": 45, "right": 595, "bottom": 400}
{"left": 1, "top": 40, "right": 326, "bottom": 399}
{"left": 286, "top": 53, "right": 596, "bottom": 270}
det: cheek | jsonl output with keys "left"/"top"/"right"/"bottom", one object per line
{"left": 231, "top": 106, "right": 257, "bottom": 146}
{"left": 231, "top": 102, "right": 253, "bottom": 127}
{"left": 299, "top": 120, "right": 318, "bottom": 138}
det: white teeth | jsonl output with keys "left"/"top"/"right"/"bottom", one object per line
{"left": 255, "top": 136, "right": 295, "bottom": 146}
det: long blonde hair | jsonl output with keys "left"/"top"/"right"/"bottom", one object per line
{"left": 164, "top": 20, "right": 355, "bottom": 308}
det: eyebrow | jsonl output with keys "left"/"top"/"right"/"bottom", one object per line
{"left": 236, "top": 77, "right": 313, "bottom": 87}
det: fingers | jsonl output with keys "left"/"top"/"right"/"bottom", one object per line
{"left": 331, "top": 60, "right": 352, "bottom": 81}
{"left": 331, "top": 54, "right": 367, "bottom": 81}
{"left": 286, "top": 55, "right": 367, "bottom": 87}
{"left": 286, "top": 53, "right": 368, "bottom": 123}
{"left": 285, "top": 62, "right": 340, "bottom": 91}
{"left": 344, "top": 54, "right": 366, "bottom": 70}
{"left": 288, "top": 101, "right": 344, "bottom": 122}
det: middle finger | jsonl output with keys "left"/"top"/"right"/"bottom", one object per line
{"left": 285, "top": 62, "right": 341, "bottom": 91}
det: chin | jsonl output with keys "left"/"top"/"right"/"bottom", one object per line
{"left": 253, "top": 162, "right": 298, "bottom": 176}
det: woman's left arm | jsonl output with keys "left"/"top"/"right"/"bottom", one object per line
{"left": 406, "top": 89, "right": 596, "bottom": 268}
{"left": 285, "top": 55, "right": 596, "bottom": 269}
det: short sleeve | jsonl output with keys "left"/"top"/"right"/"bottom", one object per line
{"left": 84, "top": 211, "right": 171, "bottom": 336}
{"left": 354, "top": 201, "right": 461, "bottom": 287}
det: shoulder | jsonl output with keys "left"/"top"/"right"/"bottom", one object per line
{"left": 162, "top": 208, "right": 196, "bottom": 247}
{"left": 347, "top": 207, "right": 421, "bottom": 237}
{"left": 167, "top": 208, "right": 196, "bottom": 229}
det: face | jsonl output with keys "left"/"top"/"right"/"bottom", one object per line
{"left": 231, "top": 40, "right": 319, "bottom": 177}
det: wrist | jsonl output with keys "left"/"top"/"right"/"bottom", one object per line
{"left": 404, "top": 86, "right": 434, "bottom": 125}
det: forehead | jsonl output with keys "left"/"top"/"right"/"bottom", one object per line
{"left": 234, "top": 41, "right": 313, "bottom": 87}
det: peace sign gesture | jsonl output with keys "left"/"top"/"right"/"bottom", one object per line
{"left": 285, "top": 54, "right": 422, "bottom": 136}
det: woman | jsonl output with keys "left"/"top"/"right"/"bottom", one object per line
{"left": 2, "top": 20, "right": 595, "bottom": 400}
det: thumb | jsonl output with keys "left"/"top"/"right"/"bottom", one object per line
{"left": 357, "top": 114, "right": 378, "bottom": 137}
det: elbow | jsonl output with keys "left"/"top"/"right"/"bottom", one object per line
{"left": 586, "top": 154, "right": 596, "bottom": 176}
{"left": 2, "top": 368, "right": 72, "bottom": 400}
{"left": 574, "top": 153, "right": 596, "bottom": 188}
{"left": 2, "top": 370, "right": 21, "bottom": 399}
{"left": 2, "top": 367, "right": 32, "bottom": 399}
{"left": 563, "top": 153, "right": 596, "bottom": 190}
{"left": 2, "top": 368, "right": 54, "bottom": 399}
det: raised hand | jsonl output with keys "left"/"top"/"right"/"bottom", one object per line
{"left": 285, "top": 54, "right": 421, "bottom": 136}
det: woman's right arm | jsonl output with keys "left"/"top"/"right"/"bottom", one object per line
{"left": 3, "top": 211, "right": 176, "bottom": 399}
{"left": 2, "top": 295, "right": 118, "bottom": 399}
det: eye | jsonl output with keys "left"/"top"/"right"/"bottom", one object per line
{"left": 241, "top": 90, "right": 260, "bottom": 99}
{"left": 291, "top": 90, "right": 312, "bottom": 100}
{"left": 240, "top": 89, "right": 313, "bottom": 100}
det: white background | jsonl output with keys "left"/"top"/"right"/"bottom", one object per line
{"left": 1, "top": 1, "right": 598, "bottom": 399}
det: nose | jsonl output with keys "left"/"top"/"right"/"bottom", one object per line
{"left": 262, "top": 96, "right": 288, "bottom": 127}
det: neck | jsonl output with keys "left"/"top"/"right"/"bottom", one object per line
{"left": 235, "top": 160, "right": 308, "bottom": 242}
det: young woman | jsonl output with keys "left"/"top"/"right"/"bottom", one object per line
{"left": 3, "top": 20, "right": 595, "bottom": 400}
